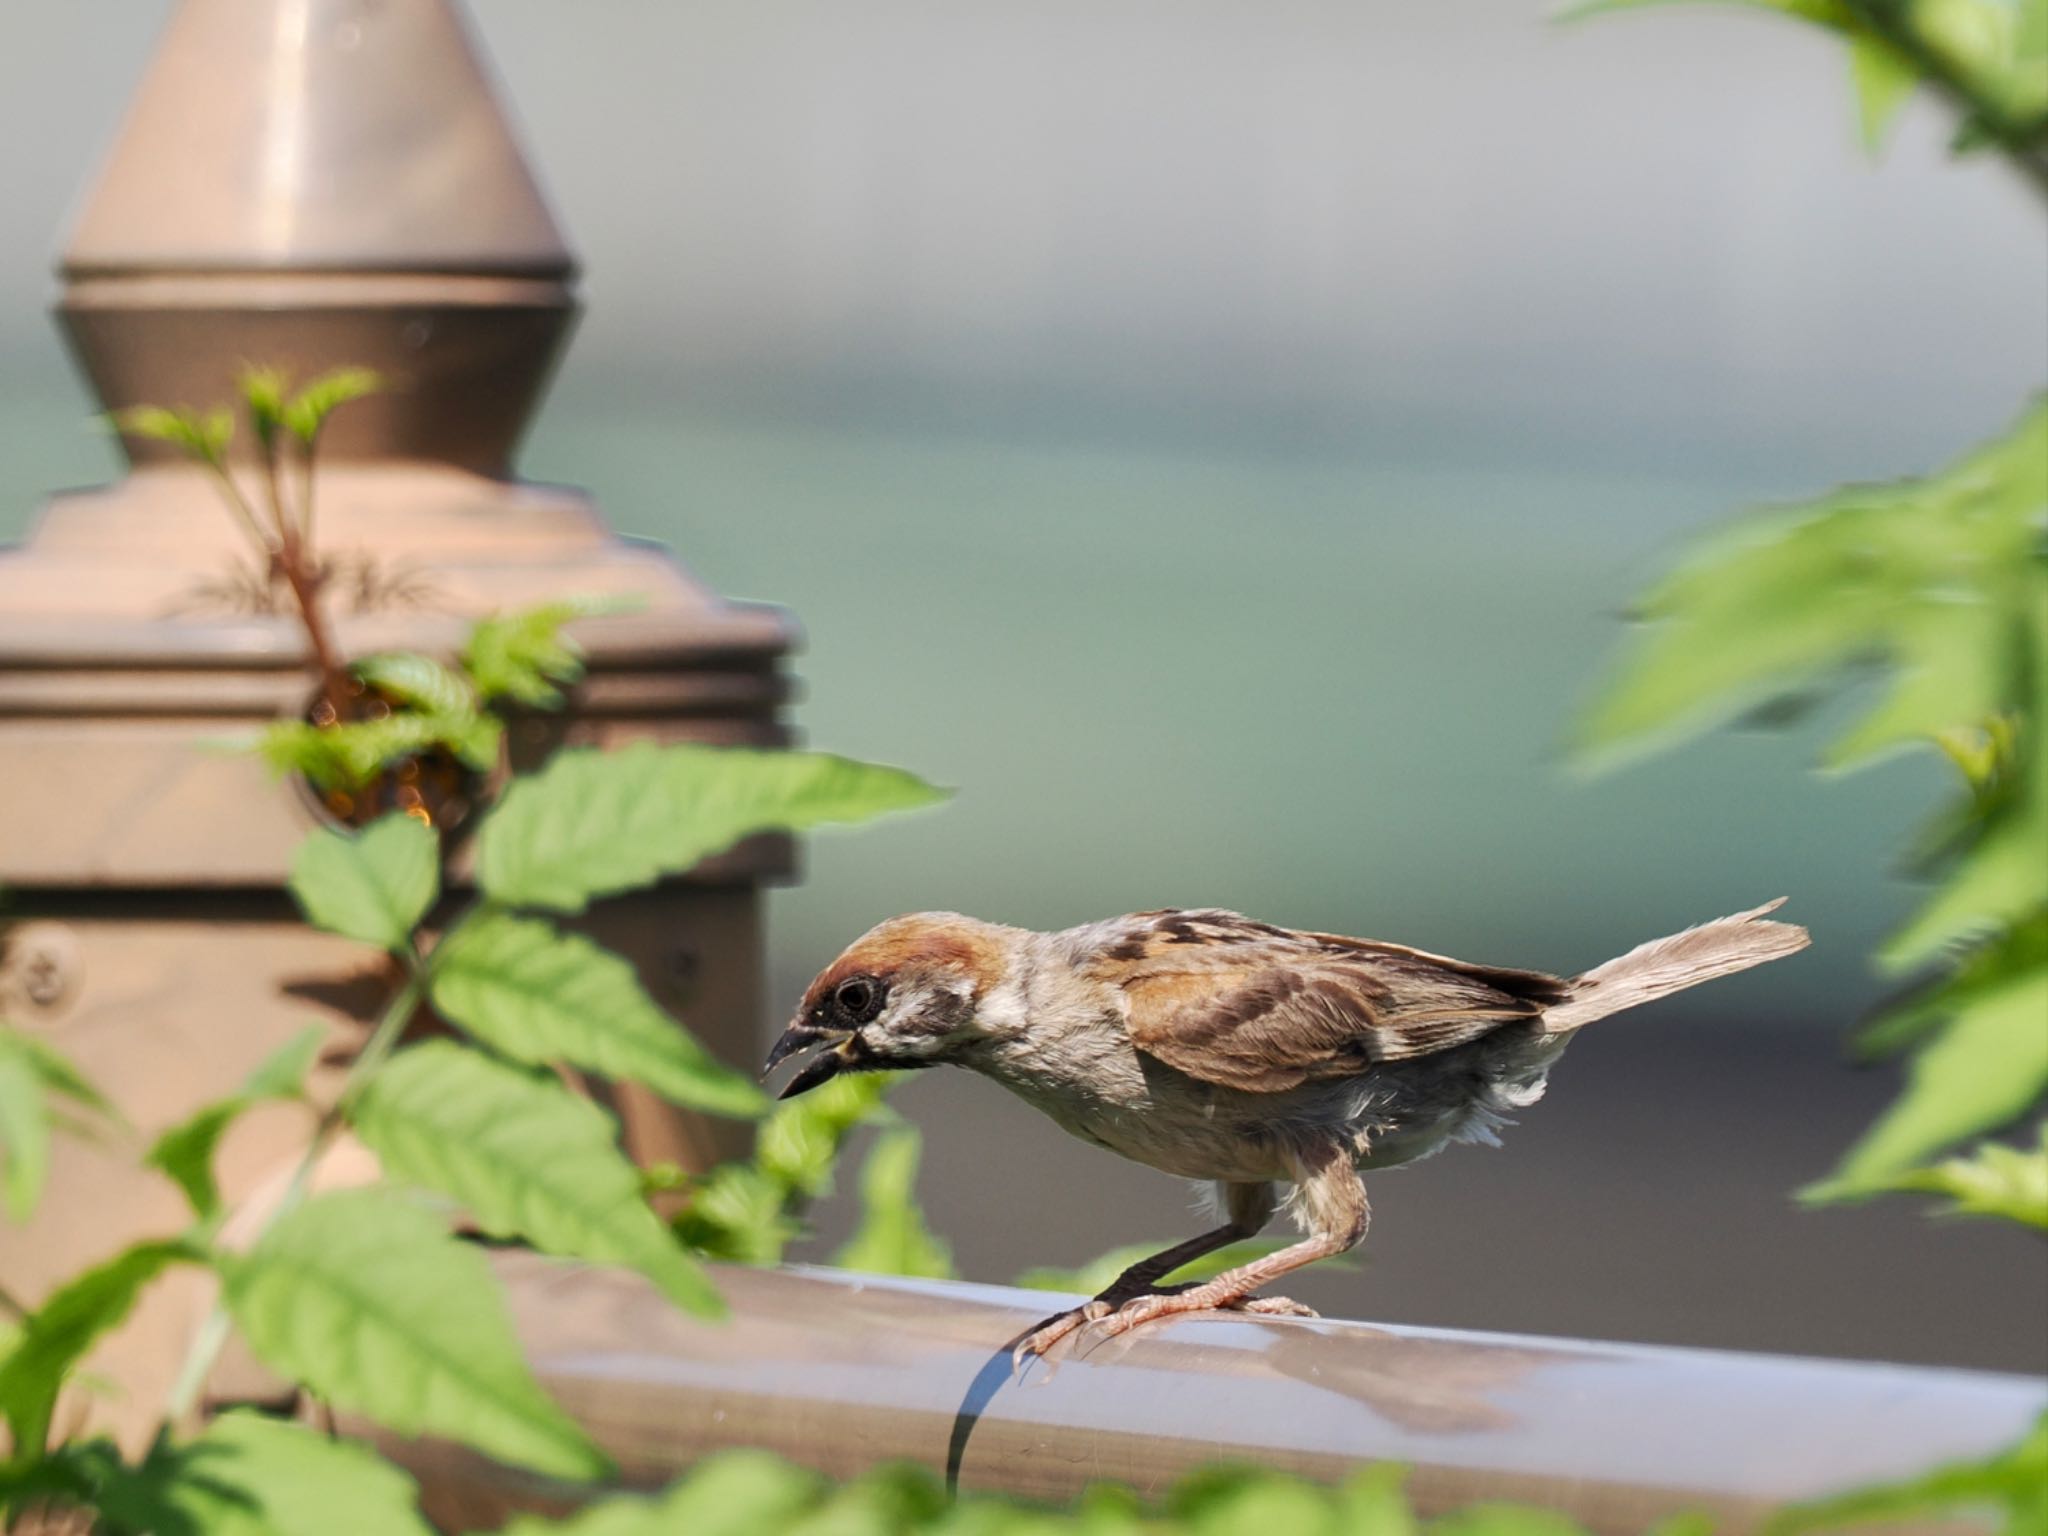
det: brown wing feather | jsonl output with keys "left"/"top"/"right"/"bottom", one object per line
{"left": 1105, "top": 910, "right": 1568, "bottom": 1094}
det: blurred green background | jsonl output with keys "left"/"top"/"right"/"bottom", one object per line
{"left": 2, "top": 1, "right": 2042, "bottom": 1370}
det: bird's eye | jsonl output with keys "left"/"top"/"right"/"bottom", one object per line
{"left": 834, "top": 977, "right": 881, "bottom": 1021}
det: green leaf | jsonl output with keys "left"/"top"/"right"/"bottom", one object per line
{"left": 1336, "top": 1463, "right": 1417, "bottom": 1536}
{"left": 0, "top": 1028, "right": 118, "bottom": 1122}
{"left": 1427, "top": 1507, "right": 1593, "bottom": 1536}
{"left": 497, "top": 1449, "right": 824, "bottom": 1536}
{"left": 1016, "top": 1238, "right": 1298, "bottom": 1296}
{"left": 262, "top": 712, "right": 501, "bottom": 791}
{"left": 1769, "top": 1410, "right": 2047, "bottom": 1535}
{"left": 0, "top": 1239, "right": 197, "bottom": 1457}
{"left": 283, "top": 367, "right": 383, "bottom": 444}
{"left": 238, "top": 366, "right": 289, "bottom": 447}
{"left": 478, "top": 742, "right": 948, "bottom": 914}
{"left": 111, "top": 404, "right": 233, "bottom": 465}
{"left": 0, "top": 1050, "right": 47, "bottom": 1223}
{"left": 671, "top": 1164, "right": 799, "bottom": 1266}
{"left": 354, "top": 1041, "right": 723, "bottom": 1316}
{"left": 1576, "top": 400, "right": 2048, "bottom": 770}
{"left": 462, "top": 597, "right": 631, "bottom": 708}
{"left": 288, "top": 813, "right": 440, "bottom": 951}
{"left": 426, "top": 910, "right": 767, "bottom": 1118}
{"left": 222, "top": 1186, "right": 608, "bottom": 1481}
{"left": 753, "top": 1072, "right": 899, "bottom": 1201}
{"left": 1824, "top": 961, "right": 2048, "bottom": 1187}
{"left": 144, "top": 1025, "right": 324, "bottom": 1219}
{"left": 1848, "top": 33, "right": 1918, "bottom": 151}
{"left": 1865, "top": 1124, "right": 2048, "bottom": 1230}
{"left": 352, "top": 652, "right": 480, "bottom": 719}
{"left": 830, "top": 1126, "right": 955, "bottom": 1280}
{"left": 89, "top": 1411, "right": 436, "bottom": 1536}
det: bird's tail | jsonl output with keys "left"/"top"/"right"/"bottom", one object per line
{"left": 1541, "top": 898, "right": 1809, "bottom": 1033}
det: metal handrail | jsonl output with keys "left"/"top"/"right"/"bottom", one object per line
{"left": 341, "top": 1255, "right": 2045, "bottom": 1535}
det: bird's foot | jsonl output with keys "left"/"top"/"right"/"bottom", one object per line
{"left": 1089, "top": 1288, "right": 1316, "bottom": 1340}
{"left": 1012, "top": 1290, "right": 1317, "bottom": 1368}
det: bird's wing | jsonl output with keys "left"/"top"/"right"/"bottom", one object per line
{"left": 1100, "top": 910, "right": 1569, "bottom": 1094}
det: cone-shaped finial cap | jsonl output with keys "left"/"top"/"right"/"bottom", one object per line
{"left": 64, "top": 0, "right": 571, "bottom": 275}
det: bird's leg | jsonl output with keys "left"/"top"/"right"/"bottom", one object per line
{"left": 1090, "top": 1141, "right": 1367, "bottom": 1343}
{"left": 1012, "top": 1182, "right": 1275, "bottom": 1366}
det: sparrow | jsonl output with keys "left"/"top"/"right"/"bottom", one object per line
{"left": 766, "top": 900, "right": 1808, "bottom": 1361}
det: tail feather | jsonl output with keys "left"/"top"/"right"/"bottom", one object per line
{"left": 1541, "top": 898, "right": 1809, "bottom": 1033}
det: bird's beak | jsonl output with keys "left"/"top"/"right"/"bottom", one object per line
{"left": 763, "top": 1021, "right": 858, "bottom": 1100}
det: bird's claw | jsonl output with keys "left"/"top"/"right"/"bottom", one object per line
{"left": 1012, "top": 1291, "right": 1314, "bottom": 1369}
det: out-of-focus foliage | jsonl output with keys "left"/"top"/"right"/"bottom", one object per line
{"left": 0, "top": 1024, "right": 118, "bottom": 1222}
{"left": 831, "top": 1124, "right": 957, "bottom": 1280}
{"left": 1577, "top": 400, "right": 2048, "bottom": 1189}
{"left": 491, "top": 1451, "right": 1602, "bottom": 1536}
{"left": 1858, "top": 1122, "right": 2048, "bottom": 1230}
{"left": 672, "top": 1072, "right": 899, "bottom": 1265}
{"left": 1769, "top": 1409, "right": 2048, "bottom": 1536}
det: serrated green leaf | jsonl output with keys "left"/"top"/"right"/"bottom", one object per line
{"left": 90, "top": 1410, "right": 436, "bottom": 1536}
{"left": 288, "top": 813, "right": 439, "bottom": 951}
{"left": 1870, "top": 1124, "right": 2048, "bottom": 1230}
{"left": 222, "top": 1186, "right": 607, "bottom": 1480}
{"left": 283, "top": 367, "right": 382, "bottom": 444}
{"left": 1826, "top": 964, "right": 2048, "bottom": 1186}
{"left": 477, "top": 742, "right": 947, "bottom": 914}
{"left": 0, "top": 1239, "right": 197, "bottom": 1457}
{"left": 1848, "top": 34, "right": 1918, "bottom": 150}
{"left": 111, "top": 405, "right": 233, "bottom": 466}
{"left": 353, "top": 651, "right": 480, "bottom": 719}
{"left": 145, "top": 1025, "right": 324, "bottom": 1219}
{"left": 1576, "top": 400, "right": 2048, "bottom": 770}
{"left": 462, "top": 597, "right": 631, "bottom": 708}
{"left": 1015, "top": 1238, "right": 1297, "bottom": 1296}
{"left": 672, "top": 1164, "right": 798, "bottom": 1265}
{"left": 754, "top": 1072, "right": 898, "bottom": 1200}
{"left": 830, "top": 1126, "right": 954, "bottom": 1280}
{"left": 239, "top": 365, "right": 289, "bottom": 446}
{"left": 426, "top": 910, "right": 767, "bottom": 1118}
{"left": 355, "top": 1041, "right": 722, "bottom": 1316}
{"left": 263, "top": 712, "right": 500, "bottom": 792}
{"left": 498, "top": 1449, "right": 824, "bottom": 1536}
{"left": 0, "top": 1051, "right": 47, "bottom": 1223}
{"left": 1823, "top": 601, "right": 2010, "bottom": 771}
{"left": 1768, "top": 1409, "right": 2047, "bottom": 1535}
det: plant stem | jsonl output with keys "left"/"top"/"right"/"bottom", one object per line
{"left": 162, "top": 960, "right": 427, "bottom": 1422}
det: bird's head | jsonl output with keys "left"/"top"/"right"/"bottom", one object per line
{"left": 764, "top": 912, "right": 1013, "bottom": 1098}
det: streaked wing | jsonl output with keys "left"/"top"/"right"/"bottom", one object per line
{"left": 1100, "top": 910, "right": 1569, "bottom": 1093}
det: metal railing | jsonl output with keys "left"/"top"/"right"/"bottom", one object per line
{"left": 333, "top": 1255, "right": 2045, "bottom": 1535}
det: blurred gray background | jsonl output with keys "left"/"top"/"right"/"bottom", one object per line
{"left": 3, "top": 2, "right": 2043, "bottom": 1372}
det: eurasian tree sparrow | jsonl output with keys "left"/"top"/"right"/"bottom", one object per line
{"left": 767, "top": 901, "right": 1808, "bottom": 1359}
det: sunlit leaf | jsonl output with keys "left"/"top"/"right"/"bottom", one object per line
{"left": 1864, "top": 1124, "right": 2048, "bottom": 1230}
{"left": 355, "top": 1041, "right": 723, "bottom": 1316}
{"left": 672, "top": 1164, "right": 798, "bottom": 1266}
{"left": 1576, "top": 400, "right": 2047, "bottom": 770}
{"left": 261, "top": 712, "right": 501, "bottom": 791}
{"left": 0, "top": 1050, "right": 47, "bottom": 1223}
{"left": 478, "top": 742, "right": 948, "bottom": 914}
{"left": 288, "top": 813, "right": 439, "bottom": 952}
{"left": 89, "top": 1410, "right": 436, "bottom": 1536}
{"left": 222, "top": 1187, "right": 607, "bottom": 1480}
{"left": 1822, "top": 962, "right": 2048, "bottom": 1187}
{"left": 238, "top": 366, "right": 290, "bottom": 447}
{"left": 145, "top": 1025, "right": 324, "bottom": 1219}
{"left": 753, "top": 1072, "right": 898, "bottom": 1201}
{"left": 283, "top": 367, "right": 382, "bottom": 444}
{"left": 462, "top": 597, "right": 632, "bottom": 708}
{"left": 110, "top": 404, "right": 232, "bottom": 466}
{"left": 426, "top": 911, "right": 767, "bottom": 1118}
{"left": 1849, "top": 33, "right": 1918, "bottom": 150}
{"left": 0, "top": 1239, "right": 198, "bottom": 1458}
{"left": 352, "top": 652, "right": 479, "bottom": 719}
{"left": 830, "top": 1126, "right": 955, "bottom": 1280}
